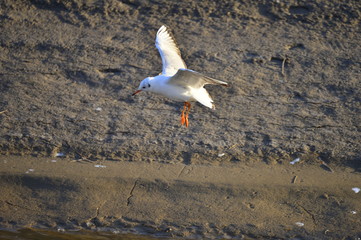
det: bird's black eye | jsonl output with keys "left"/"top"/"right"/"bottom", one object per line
{"left": 142, "top": 86, "right": 146, "bottom": 89}
{"left": 148, "top": 84, "right": 151, "bottom": 88}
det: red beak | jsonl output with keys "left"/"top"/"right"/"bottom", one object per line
{"left": 132, "top": 90, "right": 142, "bottom": 96}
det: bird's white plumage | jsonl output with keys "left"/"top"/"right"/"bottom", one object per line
{"left": 135, "top": 25, "right": 228, "bottom": 111}
{"left": 155, "top": 25, "right": 187, "bottom": 76}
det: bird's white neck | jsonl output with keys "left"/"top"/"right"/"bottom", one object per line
{"left": 148, "top": 74, "right": 170, "bottom": 94}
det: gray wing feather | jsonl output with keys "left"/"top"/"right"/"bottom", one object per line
{"left": 167, "top": 69, "right": 228, "bottom": 88}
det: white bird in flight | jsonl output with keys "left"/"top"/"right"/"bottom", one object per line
{"left": 132, "top": 25, "right": 228, "bottom": 127}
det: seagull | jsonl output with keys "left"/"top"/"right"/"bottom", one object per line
{"left": 132, "top": 25, "right": 228, "bottom": 127}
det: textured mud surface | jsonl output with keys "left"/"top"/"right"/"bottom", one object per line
{"left": 0, "top": 0, "right": 360, "bottom": 239}
{"left": 1, "top": 0, "right": 360, "bottom": 168}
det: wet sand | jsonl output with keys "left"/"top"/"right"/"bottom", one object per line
{"left": 0, "top": 0, "right": 361, "bottom": 239}
{"left": 1, "top": 156, "right": 360, "bottom": 239}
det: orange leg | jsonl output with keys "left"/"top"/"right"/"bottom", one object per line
{"left": 180, "top": 102, "right": 187, "bottom": 125}
{"left": 186, "top": 102, "right": 191, "bottom": 127}
{"left": 180, "top": 102, "right": 191, "bottom": 127}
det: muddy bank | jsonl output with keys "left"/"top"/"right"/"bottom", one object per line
{"left": 0, "top": 0, "right": 360, "bottom": 168}
{"left": 0, "top": 0, "right": 361, "bottom": 239}
{"left": 0, "top": 156, "right": 360, "bottom": 239}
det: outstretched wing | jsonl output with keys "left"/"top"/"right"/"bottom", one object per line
{"left": 167, "top": 69, "right": 229, "bottom": 89}
{"left": 155, "top": 25, "right": 187, "bottom": 76}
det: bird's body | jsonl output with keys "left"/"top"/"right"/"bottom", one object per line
{"left": 143, "top": 74, "right": 192, "bottom": 102}
{"left": 133, "top": 25, "right": 228, "bottom": 127}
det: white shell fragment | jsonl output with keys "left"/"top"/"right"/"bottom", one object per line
{"left": 352, "top": 187, "right": 360, "bottom": 193}
{"left": 94, "top": 164, "right": 106, "bottom": 168}
{"left": 55, "top": 152, "right": 65, "bottom": 157}
{"left": 95, "top": 107, "right": 102, "bottom": 111}
{"left": 295, "top": 222, "right": 304, "bottom": 227}
{"left": 25, "top": 169, "right": 35, "bottom": 174}
{"left": 218, "top": 153, "right": 225, "bottom": 157}
{"left": 290, "top": 158, "right": 300, "bottom": 165}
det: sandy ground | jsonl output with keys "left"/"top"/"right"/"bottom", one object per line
{"left": 1, "top": 156, "right": 360, "bottom": 239}
{"left": 0, "top": 0, "right": 360, "bottom": 239}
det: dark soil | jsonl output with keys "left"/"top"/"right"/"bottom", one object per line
{"left": 1, "top": 0, "right": 360, "bottom": 168}
{"left": 0, "top": 0, "right": 360, "bottom": 239}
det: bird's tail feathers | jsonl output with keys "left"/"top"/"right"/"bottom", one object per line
{"left": 193, "top": 88, "right": 215, "bottom": 109}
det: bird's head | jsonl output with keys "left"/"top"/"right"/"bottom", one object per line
{"left": 132, "top": 77, "right": 153, "bottom": 96}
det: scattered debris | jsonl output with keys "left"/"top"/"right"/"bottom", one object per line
{"left": 127, "top": 179, "right": 139, "bottom": 206}
{"left": 296, "top": 203, "right": 317, "bottom": 225}
{"left": 218, "top": 153, "right": 225, "bottom": 157}
{"left": 95, "top": 107, "right": 102, "bottom": 111}
{"left": 291, "top": 175, "right": 298, "bottom": 184}
{"left": 319, "top": 160, "right": 334, "bottom": 172}
{"left": 295, "top": 222, "right": 304, "bottom": 227}
{"left": 290, "top": 158, "right": 300, "bottom": 165}
{"left": 94, "top": 164, "right": 106, "bottom": 168}
{"left": 351, "top": 211, "right": 357, "bottom": 215}
{"left": 281, "top": 57, "right": 287, "bottom": 76}
{"left": 352, "top": 187, "right": 360, "bottom": 193}
{"left": 227, "top": 144, "right": 239, "bottom": 150}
